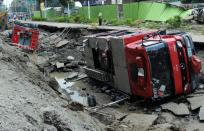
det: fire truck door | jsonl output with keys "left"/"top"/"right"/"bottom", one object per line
{"left": 183, "top": 35, "right": 199, "bottom": 91}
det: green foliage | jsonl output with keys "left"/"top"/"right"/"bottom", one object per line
{"left": 143, "top": 22, "right": 163, "bottom": 29}
{"left": 69, "top": 14, "right": 91, "bottom": 23}
{"left": 33, "top": 14, "right": 92, "bottom": 23}
{"left": 32, "top": 16, "right": 46, "bottom": 21}
{"left": 107, "top": 19, "right": 135, "bottom": 26}
{"left": 124, "top": 19, "right": 135, "bottom": 26}
{"left": 54, "top": 16, "right": 67, "bottom": 22}
{"left": 166, "top": 16, "right": 182, "bottom": 28}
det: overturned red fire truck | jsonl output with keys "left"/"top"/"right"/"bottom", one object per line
{"left": 12, "top": 22, "right": 39, "bottom": 51}
{"left": 84, "top": 30, "right": 202, "bottom": 99}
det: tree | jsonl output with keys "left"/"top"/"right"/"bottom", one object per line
{"left": 59, "top": 0, "right": 74, "bottom": 15}
{"left": 36, "top": 0, "right": 51, "bottom": 18}
{"left": 59, "top": 0, "right": 73, "bottom": 6}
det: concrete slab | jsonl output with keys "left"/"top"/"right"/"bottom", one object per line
{"left": 187, "top": 95, "right": 204, "bottom": 110}
{"left": 122, "top": 113, "right": 158, "bottom": 131}
{"left": 56, "top": 40, "right": 69, "bottom": 48}
{"left": 189, "top": 33, "right": 204, "bottom": 43}
{"left": 56, "top": 62, "right": 64, "bottom": 69}
{"left": 161, "top": 102, "right": 190, "bottom": 116}
{"left": 199, "top": 105, "right": 204, "bottom": 121}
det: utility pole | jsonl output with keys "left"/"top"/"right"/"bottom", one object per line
{"left": 35, "top": 0, "right": 36, "bottom": 11}
{"left": 88, "top": 0, "right": 90, "bottom": 20}
{"left": 15, "top": 0, "right": 16, "bottom": 12}
{"left": 45, "top": 0, "right": 47, "bottom": 18}
{"left": 67, "top": 2, "right": 70, "bottom": 17}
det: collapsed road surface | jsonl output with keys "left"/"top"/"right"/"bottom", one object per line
{"left": 0, "top": 35, "right": 105, "bottom": 130}
{"left": 1, "top": 25, "right": 204, "bottom": 131}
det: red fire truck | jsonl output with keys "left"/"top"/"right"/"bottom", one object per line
{"left": 84, "top": 31, "right": 201, "bottom": 99}
{"left": 12, "top": 22, "right": 39, "bottom": 51}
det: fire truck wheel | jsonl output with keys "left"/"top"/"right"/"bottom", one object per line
{"left": 87, "top": 95, "right": 97, "bottom": 107}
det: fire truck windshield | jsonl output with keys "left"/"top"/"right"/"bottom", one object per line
{"left": 145, "top": 42, "right": 173, "bottom": 98}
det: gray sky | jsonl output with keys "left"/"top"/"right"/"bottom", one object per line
{"left": 3, "top": 0, "right": 13, "bottom": 7}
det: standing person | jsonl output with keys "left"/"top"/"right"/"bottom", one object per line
{"left": 14, "top": 14, "right": 17, "bottom": 20}
{"left": 98, "top": 12, "right": 103, "bottom": 26}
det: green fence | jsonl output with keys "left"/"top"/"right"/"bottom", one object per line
{"left": 79, "top": 4, "right": 117, "bottom": 21}
{"left": 33, "top": 2, "right": 192, "bottom": 22}
{"left": 79, "top": 2, "right": 191, "bottom": 22}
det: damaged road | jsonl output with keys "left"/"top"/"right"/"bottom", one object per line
{"left": 2, "top": 24, "right": 204, "bottom": 131}
{"left": 0, "top": 37, "right": 104, "bottom": 130}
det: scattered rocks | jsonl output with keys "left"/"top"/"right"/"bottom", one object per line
{"left": 161, "top": 102, "right": 190, "bottom": 116}
{"left": 68, "top": 101, "right": 84, "bottom": 111}
{"left": 65, "top": 61, "right": 79, "bottom": 68}
{"left": 48, "top": 78, "right": 60, "bottom": 92}
{"left": 25, "top": 114, "right": 39, "bottom": 126}
{"left": 56, "top": 40, "right": 69, "bottom": 48}
{"left": 42, "top": 124, "right": 58, "bottom": 131}
{"left": 108, "top": 113, "right": 158, "bottom": 131}
{"left": 65, "top": 72, "right": 78, "bottom": 80}
{"left": 41, "top": 107, "right": 72, "bottom": 131}
{"left": 124, "top": 113, "right": 158, "bottom": 126}
{"left": 67, "top": 56, "right": 75, "bottom": 61}
{"left": 199, "top": 105, "right": 204, "bottom": 121}
{"left": 87, "top": 94, "right": 97, "bottom": 107}
{"left": 199, "top": 84, "right": 204, "bottom": 89}
{"left": 148, "top": 123, "right": 173, "bottom": 131}
{"left": 91, "top": 112, "right": 116, "bottom": 125}
{"left": 153, "top": 115, "right": 167, "bottom": 125}
{"left": 128, "top": 106, "right": 137, "bottom": 111}
{"left": 56, "top": 62, "right": 65, "bottom": 69}
{"left": 187, "top": 96, "right": 204, "bottom": 110}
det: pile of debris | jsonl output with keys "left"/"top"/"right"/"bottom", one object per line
{"left": 34, "top": 28, "right": 90, "bottom": 75}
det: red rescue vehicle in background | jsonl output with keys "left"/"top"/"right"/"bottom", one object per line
{"left": 84, "top": 30, "right": 201, "bottom": 100}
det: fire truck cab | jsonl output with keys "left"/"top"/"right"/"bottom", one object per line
{"left": 84, "top": 31, "right": 201, "bottom": 99}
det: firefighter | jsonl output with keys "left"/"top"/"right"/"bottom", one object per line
{"left": 98, "top": 12, "right": 103, "bottom": 26}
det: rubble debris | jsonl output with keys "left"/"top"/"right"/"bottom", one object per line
{"left": 42, "top": 124, "right": 58, "bottom": 131}
{"left": 187, "top": 96, "right": 204, "bottom": 110}
{"left": 48, "top": 78, "right": 60, "bottom": 92}
{"left": 56, "top": 62, "right": 65, "bottom": 69}
{"left": 191, "top": 8, "right": 204, "bottom": 23}
{"left": 90, "top": 112, "right": 116, "bottom": 125}
{"left": 49, "top": 34, "right": 58, "bottom": 40}
{"left": 56, "top": 40, "right": 69, "bottom": 48}
{"left": 88, "top": 97, "right": 128, "bottom": 112}
{"left": 111, "top": 113, "right": 158, "bottom": 131}
{"left": 73, "top": 73, "right": 87, "bottom": 81}
{"left": 67, "top": 56, "right": 75, "bottom": 61}
{"left": 41, "top": 107, "right": 72, "bottom": 131}
{"left": 199, "top": 105, "right": 204, "bottom": 121}
{"left": 68, "top": 101, "right": 84, "bottom": 111}
{"left": 65, "top": 61, "right": 79, "bottom": 68}
{"left": 87, "top": 94, "right": 97, "bottom": 107}
{"left": 199, "top": 84, "right": 204, "bottom": 89}
{"left": 161, "top": 102, "right": 190, "bottom": 116}
{"left": 65, "top": 72, "right": 78, "bottom": 80}
{"left": 153, "top": 115, "right": 167, "bottom": 125}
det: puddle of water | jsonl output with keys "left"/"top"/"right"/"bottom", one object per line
{"left": 50, "top": 72, "right": 88, "bottom": 106}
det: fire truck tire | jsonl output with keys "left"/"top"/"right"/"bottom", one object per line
{"left": 87, "top": 95, "right": 96, "bottom": 107}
